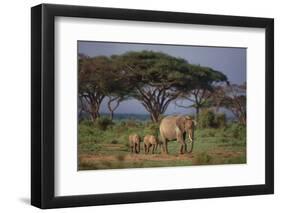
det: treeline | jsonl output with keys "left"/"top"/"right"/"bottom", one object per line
{"left": 78, "top": 51, "right": 246, "bottom": 125}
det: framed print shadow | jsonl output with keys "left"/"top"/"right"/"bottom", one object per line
{"left": 31, "top": 3, "right": 274, "bottom": 209}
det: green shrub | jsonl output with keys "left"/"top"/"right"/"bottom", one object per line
{"left": 111, "top": 140, "right": 118, "bottom": 144}
{"left": 120, "top": 121, "right": 126, "bottom": 126}
{"left": 227, "top": 123, "right": 246, "bottom": 140}
{"left": 144, "top": 122, "right": 159, "bottom": 136}
{"left": 214, "top": 113, "right": 226, "bottom": 128}
{"left": 198, "top": 109, "right": 215, "bottom": 128}
{"left": 198, "top": 110, "right": 227, "bottom": 129}
{"left": 112, "top": 121, "right": 127, "bottom": 133}
{"left": 198, "top": 129, "right": 216, "bottom": 137}
{"left": 96, "top": 117, "right": 113, "bottom": 131}
{"left": 80, "top": 120, "right": 94, "bottom": 127}
{"left": 126, "top": 119, "right": 138, "bottom": 128}
{"left": 224, "top": 155, "right": 246, "bottom": 164}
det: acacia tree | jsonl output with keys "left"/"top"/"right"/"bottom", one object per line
{"left": 175, "top": 64, "right": 228, "bottom": 118}
{"left": 104, "top": 66, "right": 134, "bottom": 120}
{"left": 113, "top": 51, "right": 194, "bottom": 122}
{"left": 79, "top": 51, "right": 229, "bottom": 123}
{"left": 221, "top": 83, "right": 246, "bottom": 125}
{"left": 79, "top": 56, "right": 113, "bottom": 121}
{"left": 79, "top": 55, "right": 135, "bottom": 122}
{"left": 106, "top": 96, "right": 122, "bottom": 120}
{"left": 204, "top": 82, "right": 246, "bottom": 125}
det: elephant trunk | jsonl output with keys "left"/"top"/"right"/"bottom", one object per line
{"left": 187, "top": 140, "right": 194, "bottom": 153}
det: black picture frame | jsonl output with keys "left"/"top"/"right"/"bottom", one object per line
{"left": 31, "top": 3, "right": 274, "bottom": 209}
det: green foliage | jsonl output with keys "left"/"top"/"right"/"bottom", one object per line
{"left": 224, "top": 155, "right": 246, "bottom": 164}
{"left": 79, "top": 51, "right": 228, "bottom": 123}
{"left": 198, "top": 109, "right": 227, "bottom": 129}
{"left": 143, "top": 122, "right": 159, "bottom": 136}
{"left": 199, "top": 128, "right": 216, "bottom": 137}
{"left": 80, "top": 119, "right": 94, "bottom": 127}
{"left": 214, "top": 113, "right": 226, "bottom": 128}
{"left": 125, "top": 119, "right": 139, "bottom": 128}
{"left": 96, "top": 117, "right": 113, "bottom": 131}
{"left": 227, "top": 123, "right": 246, "bottom": 140}
{"left": 198, "top": 109, "right": 216, "bottom": 128}
{"left": 78, "top": 118, "right": 246, "bottom": 170}
{"left": 218, "top": 84, "right": 246, "bottom": 125}
{"left": 111, "top": 140, "right": 119, "bottom": 144}
{"left": 187, "top": 64, "right": 227, "bottom": 89}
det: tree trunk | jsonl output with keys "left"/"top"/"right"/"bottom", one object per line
{"left": 79, "top": 93, "right": 104, "bottom": 123}
{"left": 147, "top": 108, "right": 160, "bottom": 123}
{"left": 107, "top": 97, "right": 122, "bottom": 121}
{"left": 110, "top": 110, "right": 114, "bottom": 120}
{"left": 136, "top": 86, "right": 180, "bottom": 123}
{"left": 239, "top": 113, "right": 246, "bottom": 125}
{"left": 195, "top": 107, "right": 200, "bottom": 119}
{"left": 89, "top": 108, "right": 99, "bottom": 122}
{"left": 151, "top": 114, "right": 159, "bottom": 123}
{"left": 88, "top": 99, "right": 102, "bottom": 122}
{"left": 89, "top": 112, "right": 96, "bottom": 122}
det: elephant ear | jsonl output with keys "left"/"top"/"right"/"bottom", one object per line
{"left": 185, "top": 116, "right": 197, "bottom": 127}
{"left": 175, "top": 116, "right": 185, "bottom": 132}
{"left": 192, "top": 119, "right": 197, "bottom": 127}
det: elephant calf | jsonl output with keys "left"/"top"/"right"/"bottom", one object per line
{"left": 128, "top": 134, "right": 141, "bottom": 154}
{"left": 143, "top": 135, "right": 159, "bottom": 154}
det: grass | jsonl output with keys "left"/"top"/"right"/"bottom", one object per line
{"left": 78, "top": 119, "right": 246, "bottom": 170}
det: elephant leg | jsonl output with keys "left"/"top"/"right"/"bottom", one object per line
{"left": 137, "top": 142, "right": 140, "bottom": 153}
{"left": 130, "top": 142, "right": 134, "bottom": 153}
{"left": 136, "top": 143, "right": 140, "bottom": 154}
{"left": 152, "top": 144, "right": 156, "bottom": 154}
{"left": 158, "top": 142, "right": 163, "bottom": 154}
{"left": 180, "top": 142, "right": 187, "bottom": 154}
{"left": 134, "top": 143, "right": 137, "bottom": 153}
{"left": 178, "top": 143, "right": 184, "bottom": 154}
{"left": 148, "top": 144, "right": 151, "bottom": 154}
{"left": 132, "top": 144, "right": 135, "bottom": 153}
{"left": 163, "top": 140, "right": 168, "bottom": 154}
{"left": 177, "top": 135, "right": 186, "bottom": 154}
{"left": 143, "top": 144, "right": 147, "bottom": 154}
{"left": 160, "top": 134, "right": 168, "bottom": 154}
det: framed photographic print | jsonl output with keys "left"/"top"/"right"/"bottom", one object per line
{"left": 31, "top": 3, "right": 274, "bottom": 209}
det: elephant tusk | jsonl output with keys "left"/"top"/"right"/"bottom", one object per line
{"left": 188, "top": 132, "right": 193, "bottom": 143}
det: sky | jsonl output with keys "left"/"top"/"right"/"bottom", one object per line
{"left": 78, "top": 41, "right": 246, "bottom": 115}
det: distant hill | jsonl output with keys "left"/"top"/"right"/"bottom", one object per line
{"left": 100, "top": 113, "right": 150, "bottom": 121}
{"left": 79, "top": 112, "right": 236, "bottom": 122}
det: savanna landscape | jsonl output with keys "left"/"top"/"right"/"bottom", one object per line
{"left": 78, "top": 42, "right": 246, "bottom": 170}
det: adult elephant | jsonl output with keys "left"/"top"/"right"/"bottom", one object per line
{"left": 159, "top": 115, "right": 195, "bottom": 154}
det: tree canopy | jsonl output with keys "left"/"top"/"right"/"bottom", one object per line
{"left": 175, "top": 64, "right": 228, "bottom": 118}
{"left": 112, "top": 51, "right": 198, "bottom": 122}
{"left": 78, "top": 50, "right": 229, "bottom": 122}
